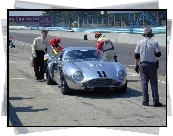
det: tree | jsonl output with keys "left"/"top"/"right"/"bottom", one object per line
{"left": 42, "top": 11, "right": 63, "bottom": 26}
{"left": 41, "top": 10, "right": 166, "bottom": 28}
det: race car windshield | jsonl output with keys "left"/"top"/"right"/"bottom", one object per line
{"left": 64, "top": 50, "right": 105, "bottom": 60}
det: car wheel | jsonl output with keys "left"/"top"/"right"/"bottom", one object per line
{"left": 46, "top": 68, "right": 55, "bottom": 85}
{"left": 118, "top": 80, "right": 127, "bottom": 93}
{"left": 60, "top": 77, "right": 71, "bottom": 95}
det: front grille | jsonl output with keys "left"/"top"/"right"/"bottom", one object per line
{"left": 83, "top": 78, "right": 118, "bottom": 86}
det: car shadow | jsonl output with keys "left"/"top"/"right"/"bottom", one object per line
{"left": 68, "top": 87, "right": 142, "bottom": 99}
{"left": 9, "top": 101, "right": 48, "bottom": 126}
{"left": 128, "top": 80, "right": 141, "bottom": 82}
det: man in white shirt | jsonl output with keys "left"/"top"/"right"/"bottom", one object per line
{"left": 135, "top": 28, "right": 163, "bottom": 107}
{"left": 32, "top": 30, "right": 53, "bottom": 82}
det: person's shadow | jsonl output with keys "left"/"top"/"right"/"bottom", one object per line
{"left": 9, "top": 97, "right": 48, "bottom": 126}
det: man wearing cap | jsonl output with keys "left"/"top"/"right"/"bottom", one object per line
{"left": 135, "top": 28, "right": 163, "bottom": 107}
{"left": 32, "top": 30, "right": 54, "bottom": 82}
{"left": 95, "top": 32, "right": 117, "bottom": 62}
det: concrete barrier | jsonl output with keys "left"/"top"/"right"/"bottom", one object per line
{"left": 9, "top": 26, "right": 29, "bottom": 30}
{"left": 9, "top": 30, "right": 166, "bottom": 46}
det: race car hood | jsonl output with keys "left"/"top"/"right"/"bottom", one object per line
{"left": 73, "top": 61, "right": 126, "bottom": 82}
{"left": 74, "top": 61, "right": 110, "bottom": 69}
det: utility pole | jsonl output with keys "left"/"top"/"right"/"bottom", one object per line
{"left": 101, "top": 17, "right": 104, "bottom": 26}
{"left": 114, "top": 14, "right": 116, "bottom": 27}
{"left": 142, "top": 12, "right": 145, "bottom": 27}
{"left": 156, "top": 11, "right": 159, "bottom": 26}
{"left": 101, "top": 11, "right": 108, "bottom": 27}
{"left": 107, "top": 15, "right": 110, "bottom": 27}
{"left": 78, "top": 14, "right": 80, "bottom": 28}
{"left": 133, "top": 12, "right": 136, "bottom": 25}
{"left": 121, "top": 15, "right": 122, "bottom": 27}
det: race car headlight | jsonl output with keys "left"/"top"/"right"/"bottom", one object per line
{"left": 118, "top": 70, "right": 126, "bottom": 81}
{"left": 73, "top": 71, "right": 84, "bottom": 82}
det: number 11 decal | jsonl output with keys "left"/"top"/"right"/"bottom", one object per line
{"left": 97, "top": 70, "right": 107, "bottom": 77}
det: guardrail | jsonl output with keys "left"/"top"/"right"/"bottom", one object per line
{"left": 9, "top": 26, "right": 29, "bottom": 30}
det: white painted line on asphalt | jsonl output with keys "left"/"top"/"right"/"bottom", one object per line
{"left": 127, "top": 72, "right": 166, "bottom": 84}
{"left": 10, "top": 78, "right": 26, "bottom": 79}
{"left": 127, "top": 72, "right": 138, "bottom": 76}
{"left": 129, "top": 65, "right": 135, "bottom": 66}
{"left": 127, "top": 72, "right": 139, "bottom": 76}
{"left": 128, "top": 74, "right": 139, "bottom": 76}
{"left": 14, "top": 41, "right": 31, "bottom": 46}
{"left": 158, "top": 80, "right": 166, "bottom": 84}
{"left": 161, "top": 81, "right": 166, "bottom": 84}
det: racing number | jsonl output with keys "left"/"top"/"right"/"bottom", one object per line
{"left": 97, "top": 70, "right": 107, "bottom": 77}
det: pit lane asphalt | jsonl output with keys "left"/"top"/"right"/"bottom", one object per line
{"left": 8, "top": 32, "right": 166, "bottom": 127}
{"left": 9, "top": 32, "right": 166, "bottom": 77}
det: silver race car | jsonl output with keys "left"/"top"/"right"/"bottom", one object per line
{"left": 46, "top": 47, "right": 127, "bottom": 95}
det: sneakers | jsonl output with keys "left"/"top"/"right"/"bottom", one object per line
{"left": 142, "top": 101, "right": 163, "bottom": 107}
{"left": 39, "top": 79, "right": 46, "bottom": 82}
{"left": 142, "top": 101, "right": 149, "bottom": 106}
{"left": 153, "top": 102, "right": 163, "bottom": 107}
{"left": 36, "top": 78, "right": 39, "bottom": 82}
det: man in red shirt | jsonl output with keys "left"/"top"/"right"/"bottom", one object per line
{"left": 95, "top": 32, "right": 117, "bottom": 61}
{"left": 49, "top": 38, "right": 63, "bottom": 54}
{"left": 44, "top": 38, "right": 63, "bottom": 73}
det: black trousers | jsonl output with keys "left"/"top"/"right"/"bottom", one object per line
{"left": 33, "top": 50, "right": 45, "bottom": 79}
{"left": 139, "top": 62, "right": 159, "bottom": 102}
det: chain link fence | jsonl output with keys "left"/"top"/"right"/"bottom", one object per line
{"left": 79, "top": 11, "right": 166, "bottom": 28}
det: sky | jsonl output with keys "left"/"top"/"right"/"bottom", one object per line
{"left": 15, "top": 1, "right": 51, "bottom": 9}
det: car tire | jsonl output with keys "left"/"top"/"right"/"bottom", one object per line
{"left": 44, "top": 60, "right": 48, "bottom": 73}
{"left": 60, "top": 77, "right": 71, "bottom": 95}
{"left": 118, "top": 80, "right": 127, "bottom": 93}
{"left": 46, "top": 68, "right": 55, "bottom": 85}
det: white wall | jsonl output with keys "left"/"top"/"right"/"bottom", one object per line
{"left": 9, "top": 30, "right": 166, "bottom": 47}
